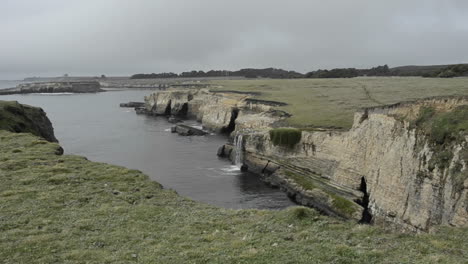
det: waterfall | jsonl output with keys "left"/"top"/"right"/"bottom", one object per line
{"left": 234, "top": 134, "right": 243, "bottom": 167}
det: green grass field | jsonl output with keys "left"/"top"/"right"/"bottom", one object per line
{"left": 1, "top": 131, "right": 467, "bottom": 263}
{"left": 210, "top": 77, "right": 468, "bottom": 129}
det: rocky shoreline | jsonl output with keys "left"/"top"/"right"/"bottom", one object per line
{"left": 0, "top": 81, "right": 103, "bottom": 95}
{"left": 138, "top": 88, "right": 468, "bottom": 232}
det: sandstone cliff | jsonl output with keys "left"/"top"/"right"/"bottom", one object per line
{"left": 143, "top": 89, "right": 468, "bottom": 231}
{"left": 0, "top": 100, "right": 58, "bottom": 142}
{"left": 0, "top": 81, "right": 103, "bottom": 95}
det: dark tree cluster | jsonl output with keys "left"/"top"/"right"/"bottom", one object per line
{"left": 305, "top": 68, "right": 360, "bottom": 78}
{"left": 361, "top": 65, "right": 390, "bottom": 76}
{"left": 235, "top": 68, "right": 304, "bottom": 79}
{"left": 425, "top": 64, "right": 468, "bottom": 78}
{"left": 131, "top": 72, "right": 178, "bottom": 79}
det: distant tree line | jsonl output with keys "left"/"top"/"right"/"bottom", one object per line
{"left": 131, "top": 64, "right": 468, "bottom": 79}
{"left": 304, "top": 65, "right": 391, "bottom": 78}
{"left": 305, "top": 68, "right": 360, "bottom": 78}
{"left": 130, "top": 68, "right": 304, "bottom": 79}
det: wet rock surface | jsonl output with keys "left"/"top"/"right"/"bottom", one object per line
{"left": 120, "top": 102, "right": 145, "bottom": 108}
{"left": 171, "top": 124, "right": 207, "bottom": 136}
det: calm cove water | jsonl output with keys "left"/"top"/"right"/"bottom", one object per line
{"left": 0, "top": 83, "right": 294, "bottom": 209}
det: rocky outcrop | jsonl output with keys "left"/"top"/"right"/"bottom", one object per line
{"left": 143, "top": 89, "right": 468, "bottom": 231}
{"left": 144, "top": 89, "right": 288, "bottom": 133}
{"left": 120, "top": 102, "right": 145, "bottom": 108}
{"left": 0, "top": 101, "right": 58, "bottom": 142}
{"left": 0, "top": 81, "right": 103, "bottom": 95}
{"left": 171, "top": 124, "right": 207, "bottom": 136}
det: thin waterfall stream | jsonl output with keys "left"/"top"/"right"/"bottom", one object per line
{"left": 234, "top": 134, "right": 243, "bottom": 167}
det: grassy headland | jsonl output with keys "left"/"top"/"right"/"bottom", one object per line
{"left": 210, "top": 77, "right": 468, "bottom": 129}
{"left": 1, "top": 131, "right": 467, "bottom": 263}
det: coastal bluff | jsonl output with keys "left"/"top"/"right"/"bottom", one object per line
{"left": 0, "top": 81, "right": 103, "bottom": 95}
{"left": 144, "top": 89, "right": 468, "bottom": 232}
{"left": 0, "top": 101, "right": 466, "bottom": 262}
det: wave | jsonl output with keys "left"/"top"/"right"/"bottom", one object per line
{"left": 37, "top": 92, "right": 75, "bottom": 95}
{"left": 220, "top": 165, "right": 240, "bottom": 173}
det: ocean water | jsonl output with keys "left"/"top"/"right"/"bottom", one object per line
{"left": 0, "top": 84, "right": 294, "bottom": 209}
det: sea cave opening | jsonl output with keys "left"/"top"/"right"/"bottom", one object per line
{"left": 221, "top": 108, "right": 239, "bottom": 134}
{"left": 357, "top": 177, "right": 373, "bottom": 224}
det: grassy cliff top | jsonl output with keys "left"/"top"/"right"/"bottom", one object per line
{"left": 1, "top": 130, "right": 467, "bottom": 263}
{"left": 210, "top": 77, "right": 468, "bottom": 129}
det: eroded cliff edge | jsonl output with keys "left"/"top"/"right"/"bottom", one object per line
{"left": 143, "top": 89, "right": 468, "bottom": 231}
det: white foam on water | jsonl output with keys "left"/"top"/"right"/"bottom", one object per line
{"left": 37, "top": 92, "right": 75, "bottom": 95}
{"left": 221, "top": 165, "right": 241, "bottom": 173}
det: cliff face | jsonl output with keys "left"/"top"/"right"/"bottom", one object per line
{"left": 144, "top": 89, "right": 287, "bottom": 132}
{"left": 241, "top": 98, "right": 468, "bottom": 231}
{"left": 144, "top": 89, "right": 468, "bottom": 231}
{"left": 0, "top": 81, "right": 103, "bottom": 95}
{"left": 0, "top": 101, "right": 58, "bottom": 142}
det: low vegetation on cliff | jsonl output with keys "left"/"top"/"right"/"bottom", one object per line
{"left": 411, "top": 105, "right": 468, "bottom": 191}
{"left": 211, "top": 77, "right": 468, "bottom": 129}
{"left": 1, "top": 131, "right": 467, "bottom": 263}
{"left": 269, "top": 128, "right": 302, "bottom": 148}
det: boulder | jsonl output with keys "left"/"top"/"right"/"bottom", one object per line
{"left": 171, "top": 125, "right": 207, "bottom": 136}
{"left": 120, "top": 102, "right": 145, "bottom": 108}
{"left": 168, "top": 116, "right": 183, "bottom": 124}
{"left": 135, "top": 107, "right": 150, "bottom": 115}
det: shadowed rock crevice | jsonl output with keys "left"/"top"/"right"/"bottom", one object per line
{"left": 164, "top": 100, "right": 172, "bottom": 115}
{"left": 221, "top": 108, "right": 239, "bottom": 134}
{"left": 177, "top": 103, "right": 189, "bottom": 117}
{"left": 357, "top": 177, "right": 372, "bottom": 224}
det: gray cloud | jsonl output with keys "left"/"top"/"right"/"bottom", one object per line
{"left": 1, "top": 0, "right": 468, "bottom": 78}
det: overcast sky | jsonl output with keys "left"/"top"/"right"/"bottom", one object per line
{"left": 1, "top": 0, "right": 468, "bottom": 79}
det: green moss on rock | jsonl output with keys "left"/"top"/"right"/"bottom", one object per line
{"left": 329, "top": 193, "right": 358, "bottom": 216}
{"left": 283, "top": 170, "right": 357, "bottom": 217}
{"left": 413, "top": 105, "right": 468, "bottom": 170}
{"left": 269, "top": 128, "right": 302, "bottom": 148}
{"left": 0, "top": 100, "right": 57, "bottom": 142}
{"left": 284, "top": 170, "right": 317, "bottom": 190}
